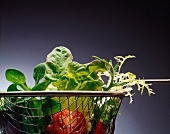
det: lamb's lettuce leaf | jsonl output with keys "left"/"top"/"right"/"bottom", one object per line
{"left": 5, "top": 69, "right": 30, "bottom": 91}
{"left": 7, "top": 84, "right": 24, "bottom": 91}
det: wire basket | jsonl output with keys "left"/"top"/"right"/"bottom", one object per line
{"left": 0, "top": 91, "right": 125, "bottom": 134}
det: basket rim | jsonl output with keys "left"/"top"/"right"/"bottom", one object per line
{"left": 0, "top": 91, "right": 126, "bottom": 97}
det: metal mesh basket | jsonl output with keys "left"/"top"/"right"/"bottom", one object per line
{"left": 0, "top": 91, "right": 125, "bottom": 134}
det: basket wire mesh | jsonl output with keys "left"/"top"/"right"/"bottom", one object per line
{"left": 1, "top": 79, "right": 169, "bottom": 134}
{"left": 0, "top": 91, "right": 125, "bottom": 134}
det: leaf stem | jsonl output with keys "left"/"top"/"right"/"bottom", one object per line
{"left": 21, "top": 83, "right": 30, "bottom": 91}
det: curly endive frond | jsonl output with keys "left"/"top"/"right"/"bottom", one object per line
{"left": 97, "top": 55, "right": 154, "bottom": 103}
{"left": 114, "top": 55, "right": 136, "bottom": 72}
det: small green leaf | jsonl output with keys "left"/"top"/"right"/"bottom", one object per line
{"left": 5, "top": 69, "right": 26, "bottom": 85}
{"left": 31, "top": 81, "right": 50, "bottom": 91}
{"left": 7, "top": 84, "right": 24, "bottom": 91}
{"left": 113, "top": 63, "right": 119, "bottom": 73}
{"left": 5, "top": 69, "right": 30, "bottom": 91}
{"left": 33, "top": 63, "right": 46, "bottom": 84}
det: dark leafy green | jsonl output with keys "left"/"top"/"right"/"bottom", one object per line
{"left": 33, "top": 63, "right": 46, "bottom": 84}
{"left": 7, "top": 84, "right": 24, "bottom": 92}
{"left": 3, "top": 96, "right": 60, "bottom": 133}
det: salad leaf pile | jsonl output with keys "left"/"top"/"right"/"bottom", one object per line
{"left": 0, "top": 46, "right": 154, "bottom": 133}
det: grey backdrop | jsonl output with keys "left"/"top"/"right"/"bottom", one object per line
{"left": 0, "top": 0, "right": 169, "bottom": 134}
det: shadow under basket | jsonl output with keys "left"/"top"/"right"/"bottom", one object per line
{"left": 0, "top": 91, "right": 125, "bottom": 134}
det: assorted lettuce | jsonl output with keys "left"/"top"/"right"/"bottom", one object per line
{"left": 0, "top": 46, "right": 154, "bottom": 133}
{"left": 4, "top": 46, "right": 154, "bottom": 100}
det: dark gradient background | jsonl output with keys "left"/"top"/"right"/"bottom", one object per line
{"left": 0, "top": 0, "right": 169, "bottom": 134}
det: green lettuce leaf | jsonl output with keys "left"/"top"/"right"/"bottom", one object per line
{"left": 45, "top": 46, "right": 73, "bottom": 81}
